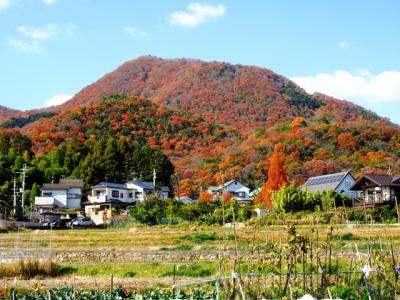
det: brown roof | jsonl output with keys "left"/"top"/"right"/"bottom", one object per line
{"left": 42, "top": 179, "right": 83, "bottom": 190}
{"left": 350, "top": 174, "right": 400, "bottom": 190}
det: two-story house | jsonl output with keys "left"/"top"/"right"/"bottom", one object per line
{"left": 34, "top": 179, "right": 83, "bottom": 212}
{"left": 207, "top": 180, "right": 251, "bottom": 204}
{"left": 350, "top": 174, "right": 400, "bottom": 208}
{"left": 84, "top": 181, "right": 170, "bottom": 224}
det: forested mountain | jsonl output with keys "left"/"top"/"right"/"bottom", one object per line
{"left": 0, "top": 105, "right": 20, "bottom": 123}
{"left": 1, "top": 56, "right": 400, "bottom": 198}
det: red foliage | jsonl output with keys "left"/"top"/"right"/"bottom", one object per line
{"left": 199, "top": 191, "right": 213, "bottom": 203}
{"left": 258, "top": 143, "right": 288, "bottom": 207}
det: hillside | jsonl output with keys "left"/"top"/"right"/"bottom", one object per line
{"left": 58, "top": 56, "right": 331, "bottom": 131}
{"left": 0, "top": 105, "right": 20, "bottom": 122}
{"left": 6, "top": 56, "right": 399, "bottom": 192}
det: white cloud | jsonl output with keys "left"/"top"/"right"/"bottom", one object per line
{"left": 291, "top": 69, "right": 400, "bottom": 105}
{"left": 9, "top": 23, "right": 78, "bottom": 53}
{"left": 0, "top": 0, "right": 10, "bottom": 10}
{"left": 43, "top": 0, "right": 57, "bottom": 5}
{"left": 45, "top": 94, "right": 73, "bottom": 107}
{"left": 8, "top": 38, "right": 42, "bottom": 53}
{"left": 123, "top": 26, "right": 149, "bottom": 38}
{"left": 167, "top": 2, "right": 225, "bottom": 27}
{"left": 337, "top": 40, "right": 350, "bottom": 49}
{"left": 17, "top": 24, "right": 58, "bottom": 40}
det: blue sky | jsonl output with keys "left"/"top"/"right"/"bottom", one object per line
{"left": 1, "top": 1, "right": 400, "bottom": 124}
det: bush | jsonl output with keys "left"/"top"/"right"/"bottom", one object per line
{"left": 127, "top": 195, "right": 167, "bottom": 225}
{"left": 0, "top": 259, "right": 58, "bottom": 279}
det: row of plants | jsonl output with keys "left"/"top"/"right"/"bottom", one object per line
{"left": 0, "top": 287, "right": 215, "bottom": 300}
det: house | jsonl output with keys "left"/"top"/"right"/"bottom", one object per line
{"left": 84, "top": 181, "right": 170, "bottom": 225}
{"left": 302, "top": 171, "right": 359, "bottom": 198}
{"left": 34, "top": 179, "right": 83, "bottom": 212}
{"left": 350, "top": 174, "right": 400, "bottom": 208}
{"left": 175, "top": 195, "right": 195, "bottom": 204}
{"left": 207, "top": 180, "right": 251, "bottom": 204}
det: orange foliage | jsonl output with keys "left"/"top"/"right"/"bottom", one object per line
{"left": 199, "top": 191, "right": 213, "bottom": 203}
{"left": 258, "top": 143, "right": 288, "bottom": 207}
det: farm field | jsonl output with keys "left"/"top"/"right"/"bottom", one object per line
{"left": 2, "top": 223, "right": 400, "bottom": 291}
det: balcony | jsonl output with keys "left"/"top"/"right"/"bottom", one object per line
{"left": 352, "top": 196, "right": 397, "bottom": 209}
{"left": 88, "top": 195, "right": 108, "bottom": 203}
{"left": 35, "top": 197, "right": 55, "bottom": 206}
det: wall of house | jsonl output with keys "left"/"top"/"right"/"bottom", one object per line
{"left": 232, "top": 186, "right": 251, "bottom": 202}
{"left": 125, "top": 183, "right": 148, "bottom": 201}
{"left": 363, "top": 186, "right": 392, "bottom": 202}
{"left": 106, "top": 187, "right": 134, "bottom": 203}
{"left": 226, "top": 182, "right": 251, "bottom": 202}
{"left": 41, "top": 189, "right": 67, "bottom": 207}
{"left": 335, "top": 174, "right": 358, "bottom": 198}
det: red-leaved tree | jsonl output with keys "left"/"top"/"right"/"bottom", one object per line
{"left": 259, "top": 143, "right": 288, "bottom": 207}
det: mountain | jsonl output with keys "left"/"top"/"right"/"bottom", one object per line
{"left": 0, "top": 105, "right": 20, "bottom": 122}
{"left": 57, "top": 56, "right": 330, "bottom": 131}
{"left": 10, "top": 56, "right": 400, "bottom": 190}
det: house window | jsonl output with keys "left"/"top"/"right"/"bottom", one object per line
{"left": 96, "top": 191, "right": 101, "bottom": 196}
{"left": 238, "top": 192, "right": 245, "bottom": 197}
{"left": 128, "top": 193, "right": 133, "bottom": 198}
{"left": 112, "top": 190, "right": 119, "bottom": 198}
{"left": 43, "top": 192, "right": 52, "bottom": 196}
{"left": 135, "top": 192, "right": 142, "bottom": 198}
{"left": 120, "top": 193, "right": 123, "bottom": 198}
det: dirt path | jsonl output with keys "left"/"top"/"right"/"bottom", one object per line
{"left": 1, "top": 275, "right": 201, "bottom": 291}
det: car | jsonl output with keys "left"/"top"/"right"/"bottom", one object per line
{"left": 71, "top": 217, "right": 93, "bottom": 228}
{"left": 49, "top": 219, "right": 69, "bottom": 229}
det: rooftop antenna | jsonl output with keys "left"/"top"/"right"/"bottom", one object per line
{"left": 387, "top": 165, "right": 393, "bottom": 176}
{"left": 105, "top": 174, "right": 109, "bottom": 183}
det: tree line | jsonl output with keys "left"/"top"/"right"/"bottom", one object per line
{"left": 0, "top": 131, "right": 173, "bottom": 218}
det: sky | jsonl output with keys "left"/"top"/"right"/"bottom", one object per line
{"left": 0, "top": 1, "right": 400, "bottom": 125}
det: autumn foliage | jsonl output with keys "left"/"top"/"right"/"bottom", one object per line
{"left": 258, "top": 143, "right": 288, "bottom": 207}
{"left": 0, "top": 56, "right": 399, "bottom": 195}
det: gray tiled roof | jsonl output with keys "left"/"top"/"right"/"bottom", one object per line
{"left": 303, "top": 172, "right": 349, "bottom": 193}
{"left": 42, "top": 179, "right": 83, "bottom": 190}
{"left": 92, "top": 182, "right": 128, "bottom": 189}
{"left": 127, "top": 181, "right": 155, "bottom": 190}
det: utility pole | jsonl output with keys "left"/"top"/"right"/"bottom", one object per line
{"left": 12, "top": 177, "right": 19, "bottom": 217}
{"left": 176, "top": 174, "right": 181, "bottom": 202}
{"left": 153, "top": 169, "right": 157, "bottom": 192}
{"left": 18, "top": 164, "right": 28, "bottom": 219}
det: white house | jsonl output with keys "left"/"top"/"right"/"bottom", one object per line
{"left": 207, "top": 180, "right": 251, "bottom": 204}
{"left": 35, "top": 179, "right": 83, "bottom": 211}
{"left": 302, "top": 171, "right": 359, "bottom": 198}
{"left": 84, "top": 181, "right": 170, "bottom": 224}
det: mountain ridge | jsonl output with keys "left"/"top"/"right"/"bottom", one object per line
{"left": 2, "top": 56, "right": 399, "bottom": 189}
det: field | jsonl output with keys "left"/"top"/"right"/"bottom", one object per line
{"left": 2, "top": 223, "right": 400, "bottom": 298}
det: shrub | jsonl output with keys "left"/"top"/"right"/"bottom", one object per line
{"left": 0, "top": 259, "right": 57, "bottom": 279}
